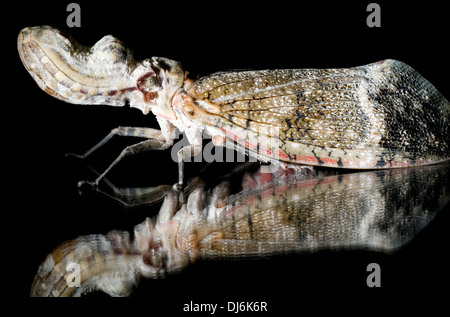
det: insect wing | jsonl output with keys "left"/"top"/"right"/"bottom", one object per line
{"left": 188, "top": 60, "right": 449, "bottom": 168}
{"left": 196, "top": 163, "right": 450, "bottom": 259}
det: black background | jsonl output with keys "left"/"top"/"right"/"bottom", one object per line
{"left": 7, "top": 0, "right": 449, "bottom": 314}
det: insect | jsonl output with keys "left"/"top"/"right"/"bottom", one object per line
{"left": 30, "top": 162, "right": 450, "bottom": 296}
{"left": 18, "top": 26, "right": 450, "bottom": 187}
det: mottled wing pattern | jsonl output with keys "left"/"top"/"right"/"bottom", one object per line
{"left": 191, "top": 67, "right": 372, "bottom": 149}
{"left": 196, "top": 164, "right": 450, "bottom": 259}
{"left": 197, "top": 174, "right": 363, "bottom": 259}
{"left": 188, "top": 60, "right": 449, "bottom": 168}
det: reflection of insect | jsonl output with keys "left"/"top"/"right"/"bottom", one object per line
{"left": 18, "top": 26, "right": 449, "bottom": 187}
{"left": 30, "top": 162, "right": 450, "bottom": 296}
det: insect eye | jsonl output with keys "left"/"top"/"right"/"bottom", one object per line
{"left": 143, "top": 249, "right": 157, "bottom": 267}
{"left": 145, "top": 91, "right": 155, "bottom": 102}
{"left": 143, "top": 241, "right": 161, "bottom": 268}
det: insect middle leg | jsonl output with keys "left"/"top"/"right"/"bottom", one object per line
{"left": 177, "top": 144, "right": 202, "bottom": 187}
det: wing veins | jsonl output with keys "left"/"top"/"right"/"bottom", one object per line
{"left": 212, "top": 74, "right": 364, "bottom": 103}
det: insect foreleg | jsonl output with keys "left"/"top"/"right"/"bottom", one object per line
{"left": 80, "top": 162, "right": 174, "bottom": 208}
{"left": 100, "top": 183, "right": 174, "bottom": 208}
{"left": 66, "top": 126, "right": 174, "bottom": 188}
{"left": 81, "top": 138, "right": 172, "bottom": 188}
{"left": 66, "top": 126, "right": 163, "bottom": 159}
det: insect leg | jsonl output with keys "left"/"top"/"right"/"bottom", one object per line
{"left": 80, "top": 137, "right": 171, "bottom": 188}
{"left": 80, "top": 154, "right": 175, "bottom": 208}
{"left": 66, "top": 126, "right": 162, "bottom": 159}
{"left": 177, "top": 145, "right": 202, "bottom": 186}
{"left": 100, "top": 180, "right": 174, "bottom": 208}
